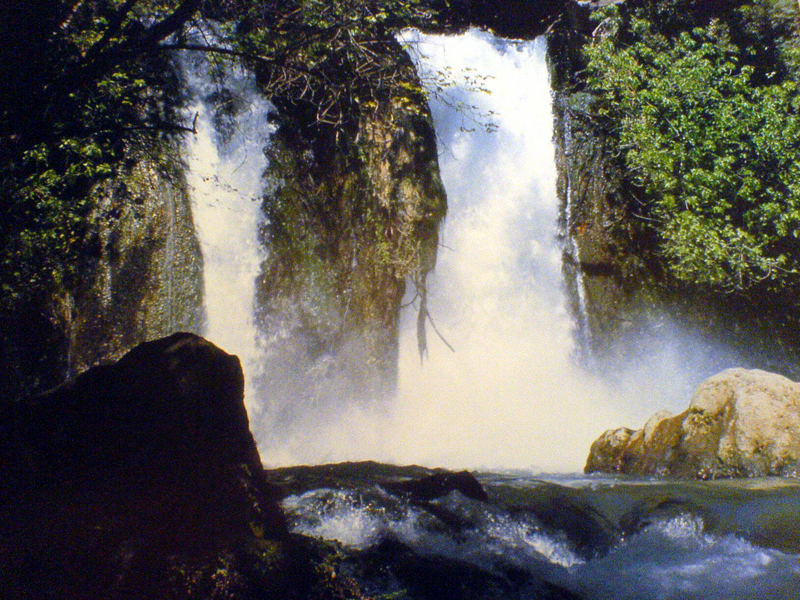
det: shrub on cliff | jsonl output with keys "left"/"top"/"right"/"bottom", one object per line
{"left": 0, "top": 1, "right": 196, "bottom": 307}
{"left": 584, "top": 0, "right": 800, "bottom": 298}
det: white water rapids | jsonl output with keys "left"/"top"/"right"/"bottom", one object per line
{"left": 281, "top": 473, "right": 800, "bottom": 600}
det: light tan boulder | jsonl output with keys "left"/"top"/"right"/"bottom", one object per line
{"left": 585, "top": 368, "right": 800, "bottom": 478}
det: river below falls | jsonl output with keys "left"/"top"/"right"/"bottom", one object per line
{"left": 268, "top": 463, "right": 800, "bottom": 599}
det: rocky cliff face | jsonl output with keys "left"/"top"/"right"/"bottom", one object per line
{"left": 71, "top": 150, "right": 205, "bottom": 372}
{"left": 0, "top": 146, "right": 204, "bottom": 401}
{"left": 254, "top": 40, "right": 446, "bottom": 416}
{"left": 548, "top": 3, "right": 800, "bottom": 375}
{"left": 585, "top": 368, "right": 800, "bottom": 478}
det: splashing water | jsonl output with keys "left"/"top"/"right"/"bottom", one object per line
{"left": 567, "top": 513, "right": 800, "bottom": 599}
{"left": 382, "top": 30, "right": 626, "bottom": 472}
{"left": 182, "top": 29, "right": 747, "bottom": 471}
{"left": 182, "top": 51, "right": 273, "bottom": 415}
{"left": 283, "top": 485, "right": 584, "bottom": 569}
{"left": 279, "top": 469, "right": 800, "bottom": 600}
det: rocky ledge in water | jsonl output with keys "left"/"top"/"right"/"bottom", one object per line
{"left": 0, "top": 333, "right": 352, "bottom": 600}
{"left": 586, "top": 368, "right": 800, "bottom": 479}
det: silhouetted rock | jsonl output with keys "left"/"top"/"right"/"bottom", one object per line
{"left": 264, "top": 460, "right": 436, "bottom": 498}
{"left": 382, "top": 470, "right": 489, "bottom": 503}
{"left": 586, "top": 368, "right": 800, "bottom": 478}
{"left": 0, "top": 333, "right": 292, "bottom": 599}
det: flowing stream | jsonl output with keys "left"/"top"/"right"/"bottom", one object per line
{"left": 276, "top": 464, "right": 800, "bottom": 600}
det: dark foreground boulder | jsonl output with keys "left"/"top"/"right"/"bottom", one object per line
{"left": 585, "top": 368, "right": 800, "bottom": 478}
{"left": 0, "top": 333, "right": 335, "bottom": 599}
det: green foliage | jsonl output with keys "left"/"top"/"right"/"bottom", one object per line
{"left": 0, "top": 0, "right": 192, "bottom": 306}
{"left": 0, "top": 0, "right": 450, "bottom": 314}
{"left": 585, "top": 0, "right": 800, "bottom": 295}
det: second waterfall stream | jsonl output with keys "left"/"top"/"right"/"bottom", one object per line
{"left": 388, "top": 30, "right": 624, "bottom": 471}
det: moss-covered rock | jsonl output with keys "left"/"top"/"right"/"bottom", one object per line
{"left": 254, "top": 38, "right": 446, "bottom": 415}
{"left": 0, "top": 145, "right": 204, "bottom": 401}
{"left": 71, "top": 148, "right": 205, "bottom": 372}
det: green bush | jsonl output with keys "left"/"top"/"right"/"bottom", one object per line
{"left": 585, "top": 1, "right": 800, "bottom": 295}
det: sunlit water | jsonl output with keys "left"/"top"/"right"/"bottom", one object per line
{"left": 280, "top": 468, "right": 800, "bottom": 599}
{"left": 182, "top": 51, "right": 272, "bottom": 416}
{"left": 386, "top": 30, "right": 626, "bottom": 472}
{"left": 182, "top": 29, "right": 758, "bottom": 472}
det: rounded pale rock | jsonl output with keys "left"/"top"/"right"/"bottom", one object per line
{"left": 585, "top": 368, "right": 800, "bottom": 478}
{"left": 683, "top": 368, "right": 800, "bottom": 476}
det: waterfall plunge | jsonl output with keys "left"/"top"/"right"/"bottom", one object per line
{"left": 386, "top": 31, "right": 626, "bottom": 472}
{"left": 259, "top": 31, "right": 628, "bottom": 471}
{"left": 179, "top": 32, "right": 627, "bottom": 471}
{"left": 179, "top": 32, "right": 716, "bottom": 472}
{"left": 388, "top": 31, "right": 742, "bottom": 471}
{"left": 182, "top": 54, "right": 272, "bottom": 415}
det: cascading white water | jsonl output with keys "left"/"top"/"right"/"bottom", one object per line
{"left": 561, "top": 111, "right": 592, "bottom": 349}
{"left": 182, "top": 53, "right": 272, "bottom": 413}
{"left": 178, "top": 31, "right": 739, "bottom": 472}
{"left": 383, "top": 30, "right": 626, "bottom": 472}
{"left": 248, "top": 30, "right": 628, "bottom": 470}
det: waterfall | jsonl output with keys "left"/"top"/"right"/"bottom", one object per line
{"left": 375, "top": 30, "right": 625, "bottom": 472}
{"left": 178, "top": 31, "right": 733, "bottom": 472}
{"left": 182, "top": 52, "right": 272, "bottom": 413}
{"left": 561, "top": 110, "right": 592, "bottom": 351}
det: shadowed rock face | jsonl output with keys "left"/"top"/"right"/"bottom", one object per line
{"left": 586, "top": 368, "right": 800, "bottom": 478}
{"left": 0, "top": 333, "right": 290, "bottom": 599}
{"left": 382, "top": 470, "right": 490, "bottom": 503}
{"left": 254, "top": 40, "right": 447, "bottom": 424}
{"left": 0, "top": 151, "right": 204, "bottom": 403}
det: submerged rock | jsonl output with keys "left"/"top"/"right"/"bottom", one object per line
{"left": 382, "top": 470, "right": 489, "bottom": 503}
{"left": 585, "top": 368, "right": 800, "bottom": 478}
{"left": 346, "top": 538, "right": 583, "bottom": 600}
{"left": 508, "top": 484, "right": 617, "bottom": 560}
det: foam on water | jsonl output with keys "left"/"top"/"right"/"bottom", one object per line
{"left": 281, "top": 476, "right": 800, "bottom": 599}
{"left": 567, "top": 514, "right": 800, "bottom": 599}
{"left": 283, "top": 486, "right": 584, "bottom": 571}
{"left": 283, "top": 487, "right": 429, "bottom": 550}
